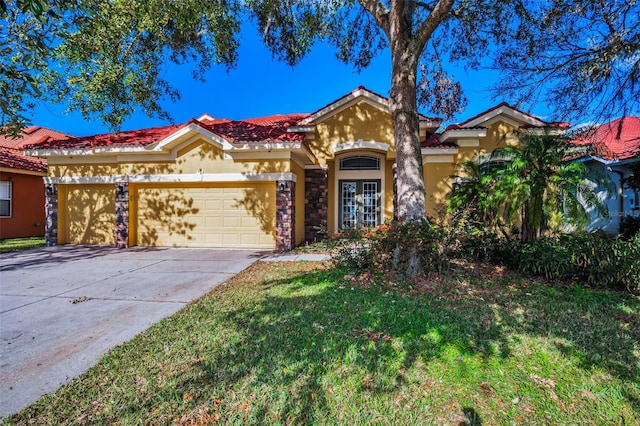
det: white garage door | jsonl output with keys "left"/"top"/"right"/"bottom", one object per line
{"left": 135, "top": 183, "right": 276, "bottom": 248}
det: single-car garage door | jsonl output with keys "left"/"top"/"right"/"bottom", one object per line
{"left": 61, "top": 184, "right": 116, "bottom": 245}
{"left": 135, "top": 182, "right": 276, "bottom": 248}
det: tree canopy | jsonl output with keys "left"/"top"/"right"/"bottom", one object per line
{"left": 495, "top": 0, "right": 640, "bottom": 122}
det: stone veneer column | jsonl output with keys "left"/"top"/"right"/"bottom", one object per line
{"left": 276, "top": 180, "right": 295, "bottom": 251}
{"left": 304, "top": 168, "right": 328, "bottom": 242}
{"left": 115, "top": 181, "right": 129, "bottom": 248}
{"left": 44, "top": 182, "right": 58, "bottom": 246}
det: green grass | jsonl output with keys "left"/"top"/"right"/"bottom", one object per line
{"left": 5, "top": 261, "right": 640, "bottom": 425}
{"left": 0, "top": 236, "right": 44, "bottom": 253}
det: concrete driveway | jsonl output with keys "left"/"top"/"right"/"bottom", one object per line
{"left": 0, "top": 245, "right": 264, "bottom": 419}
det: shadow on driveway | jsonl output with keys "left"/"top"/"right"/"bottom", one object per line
{"left": 0, "top": 245, "right": 264, "bottom": 419}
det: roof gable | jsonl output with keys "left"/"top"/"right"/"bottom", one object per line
{"left": 456, "top": 102, "right": 548, "bottom": 129}
{"left": 431, "top": 102, "right": 570, "bottom": 148}
{"left": 295, "top": 86, "right": 441, "bottom": 129}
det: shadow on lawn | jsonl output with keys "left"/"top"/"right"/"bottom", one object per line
{"left": 180, "top": 263, "right": 639, "bottom": 423}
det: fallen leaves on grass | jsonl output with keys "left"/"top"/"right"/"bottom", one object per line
{"left": 353, "top": 329, "right": 392, "bottom": 343}
{"left": 173, "top": 398, "right": 221, "bottom": 425}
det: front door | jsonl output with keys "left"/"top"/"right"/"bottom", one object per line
{"left": 339, "top": 180, "right": 381, "bottom": 228}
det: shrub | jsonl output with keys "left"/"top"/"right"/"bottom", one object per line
{"left": 444, "top": 214, "right": 505, "bottom": 262}
{"left": 330, "top": 220, "right": 452, "bottom": 278}
{"left": 620, "top": 215, "right": 640, "bottom": 240}
{"left": 506, "top": 232, "right": 640, "bottom": 292}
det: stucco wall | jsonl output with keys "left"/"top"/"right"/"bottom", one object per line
{"left": 0, "top": 172, "right": 46, "bottom": 239}
{"left": 309, "top": 101, "right": 396, "bottom": 165}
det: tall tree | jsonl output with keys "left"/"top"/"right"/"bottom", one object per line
{"left": 4, "top": 0, "right": 537, "bottom": 275}
{"left": 5, "top": 1, "right": 529, "bottom": 220}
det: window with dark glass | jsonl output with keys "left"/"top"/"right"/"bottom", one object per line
{"left": 339, "top": 156, "right": 380, "bottom": 170}
{"left": 0, "top": 181, "right": 11, "bottom": 217}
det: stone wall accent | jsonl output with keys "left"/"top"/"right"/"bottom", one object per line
{"left": 44, "top": 183, "right": 58, "bottom": 246}
{"left": 304, "top": 169, "right": 328, "bottom": 242}
{"left": 276, "top": 180, "right": 295, "bottom": 251}
{"left": 115, "top": 182, "right": 129, "bottom": 248}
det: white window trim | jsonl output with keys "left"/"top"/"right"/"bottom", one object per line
{"left": 0, "top": 181, "right": 11, "bottom": 218}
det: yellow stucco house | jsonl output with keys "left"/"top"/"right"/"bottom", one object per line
{"left": 26, "top": 87, "right": 566, "bottom": 250}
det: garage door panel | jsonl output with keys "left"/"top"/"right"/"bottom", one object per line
{"left": 136, "top": 183, "right": 275, "bottom": 248}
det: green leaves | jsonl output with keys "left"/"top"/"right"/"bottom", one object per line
{"left": 448, "top": 130, "right": 611, "bottom": 242}
{"left": 507, "top": 233, "right": 640, "bottom": 292}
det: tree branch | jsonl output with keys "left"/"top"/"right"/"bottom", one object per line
{"left": 413, "top": 0, "right": 454, "bottom": 53}
{"left": 357, "top": 0, "right": 390, "bottom": 35}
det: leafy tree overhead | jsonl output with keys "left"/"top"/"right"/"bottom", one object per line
{"left": 495, "top": 0, "right": 640, "bottom": 122}
{"left": 0, "top": 0, "right": 74, "bottom": 135}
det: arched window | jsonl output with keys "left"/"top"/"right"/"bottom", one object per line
{"left": 339, "top": 156, "right": 380, "bottom": 170}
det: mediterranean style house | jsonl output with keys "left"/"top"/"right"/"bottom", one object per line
{"left": 0, "top": 126, "right": 71, "bottom": 239}
{"left": 25, "top": 87, "right": 568, "bottom": 250}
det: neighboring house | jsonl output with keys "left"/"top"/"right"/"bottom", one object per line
{"left": 25, "top": 87, "right": 564, "bottom": 250}
{"left": 0, "top": 127, "right": 72, "bottom": 239}
{"left": 571, "top": 117, "right": 640, "bottom": 233}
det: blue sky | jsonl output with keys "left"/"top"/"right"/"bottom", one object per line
{"left": 28, "top": 24, "right": 540, "bottom": 137}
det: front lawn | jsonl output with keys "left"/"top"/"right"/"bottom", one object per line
{"left": 0, "top": 237, "right": 45, "bottom": 253}
{"left": 5, "top": 261, "right": 639, "bottom": 425}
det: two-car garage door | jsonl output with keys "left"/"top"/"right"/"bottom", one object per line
{"left": 60, "top": 182, "right": 276, "bottom": 248}
{"left": 135, "top": 183, "right": 276, "bottom": 248}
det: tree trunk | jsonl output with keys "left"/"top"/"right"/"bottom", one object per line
{"left": 387, "top": 2, "right": 425, "bottom": 276}
{"left": 388, "top": 3, "right": 426, "bottom": 223}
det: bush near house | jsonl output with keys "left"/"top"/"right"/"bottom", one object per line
{"left": 620, "top": 215, "right": 640, "bottom": 240}
{"left": 504, "top": 233, "right": 640, "bottom": 292}
{"left": 332, "top": 220, "right": 453, "bottom": 278}
{"left": 332, "top": 221, "right": 640, "bottom": 293}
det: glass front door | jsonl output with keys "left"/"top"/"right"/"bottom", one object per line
{"left": 339, "top": 180, "right": 381, "bottom": 228}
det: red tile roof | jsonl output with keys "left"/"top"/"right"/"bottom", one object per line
{"left": 24, "top": 123, "right": 185, "bottom": 150}
{"left": 0, "top": 147, "right": 47, "bottom": 172}
{"left": 200, "top": 114, "right": 310, "bottom": 143}
{"left": 574, "top": 117, "right": 640, "bottom": 161}
{"left": 28, "top": 114, "right": 312, "bottom": 150}
{"left": 0, "top": 126, "right": 72, "bottom": 149}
